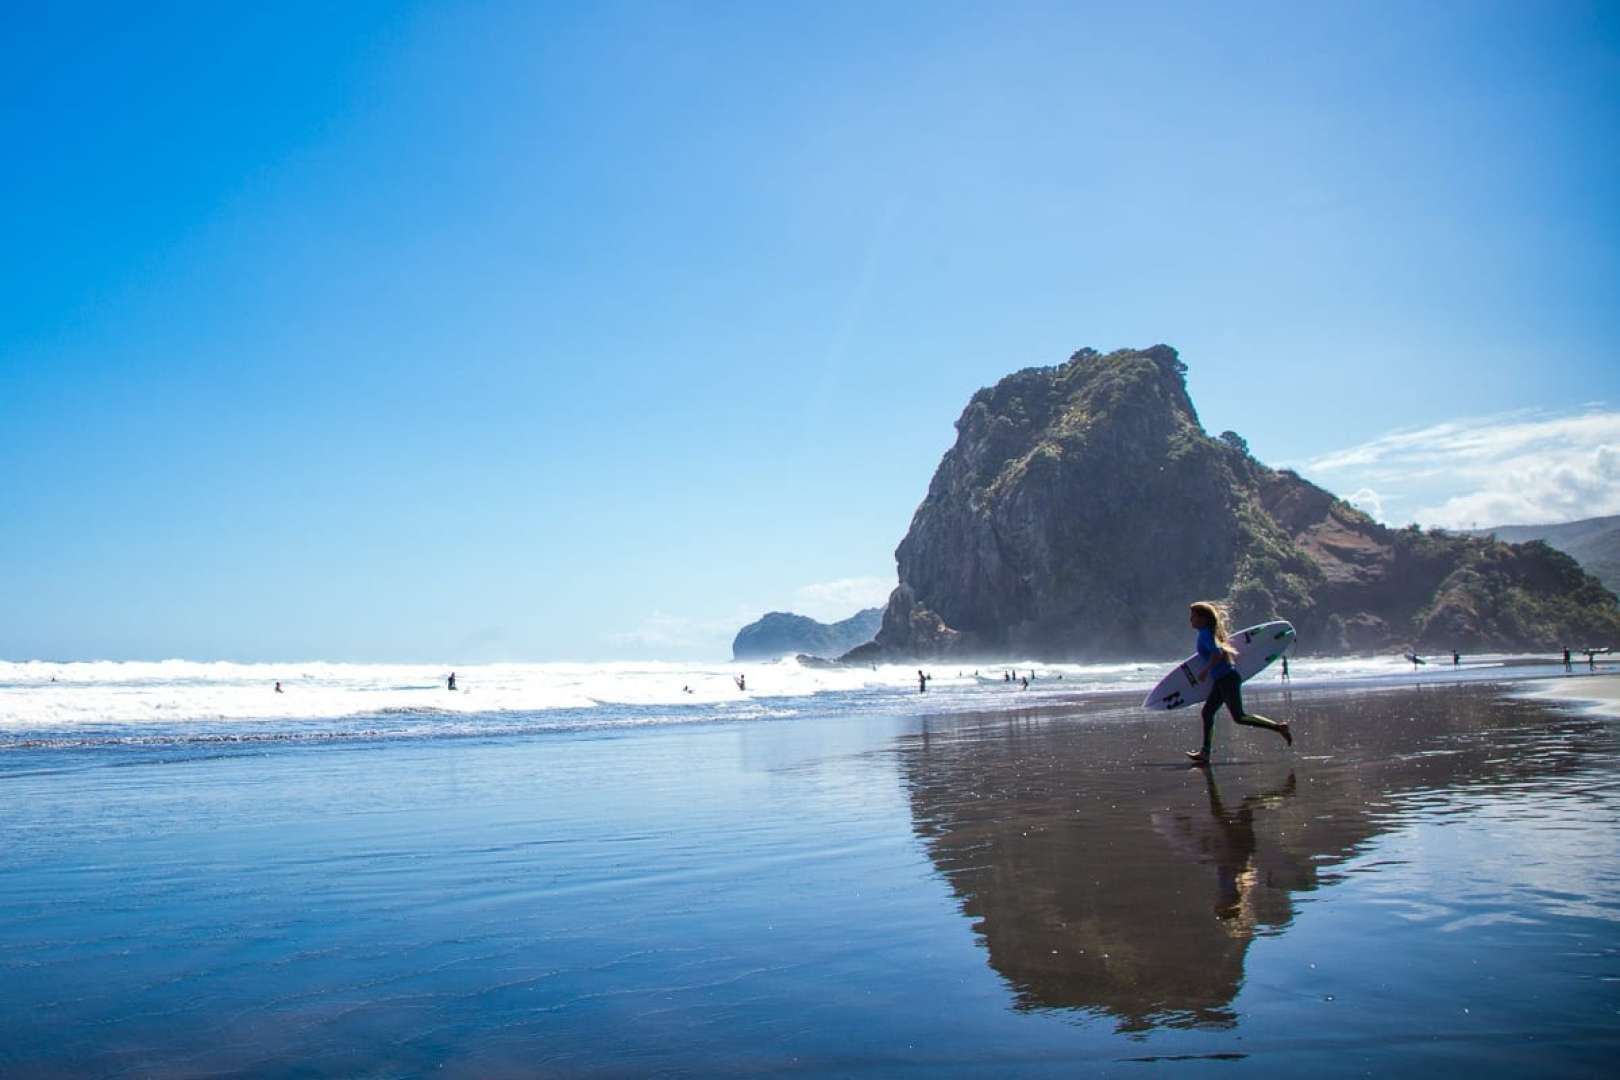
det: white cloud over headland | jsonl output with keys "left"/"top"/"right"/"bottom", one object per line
{"left": 604, "top": 610, "right": 755, "bottom": 651}
{"left": 606, "top": 576, "right": 895, "bottom": 657}
{"left": 789, "top": 576, "right": 893, "bottom": 622}
{"left": 1302, "top": 408, "right": 1620, "bottom": 529}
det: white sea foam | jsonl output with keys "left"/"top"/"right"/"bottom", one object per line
{"left": 0, "top": 652, "right": 1569, "bottom": 740}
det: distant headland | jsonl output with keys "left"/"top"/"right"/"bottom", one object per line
{"left": 732, "top": 608, "right": 883, "bottom": 661}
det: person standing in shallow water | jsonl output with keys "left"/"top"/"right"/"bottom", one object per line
{"left": 1185, "top": 601, "right": 1291, "bottom": 765}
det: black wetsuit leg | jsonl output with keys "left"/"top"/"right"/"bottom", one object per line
{"left": 1220, "top": 672, "right": 1288, "bottom": 736}
{"left": 1200, "top": 675, "right": 1237, "bottom": 751}
{"left": 1215, "top": 672, "right": 1244, "bottom": 722}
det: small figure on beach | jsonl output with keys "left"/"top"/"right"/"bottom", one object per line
{"left": 917, "top": 669, "right": 928, "bottom": 693}
{"left": 447, "top": 672, "right": 457, "bottom": 691}
{"left": 274, "top": 681, "right": 283, "bottom": 693}
{"left": 1563, "top": 647, "right": 1573, "bottom": 672}
{"left": 1280, "top": 656, "right": 1290, "bottom": 682}
{"left": 1409, "top": 653, "right": 1421, "bottom": 671}
{"left": 1453, "top": 651, "right": 1460, "bottom": 666}
{"left": 682, "top": 685, "right": 692, "bottom": 694}
{"left": 735, "top": 674, "right": 746, "bottom": 691}
{"left": 1184, "top": 601, "right": 1291, "bottom": 765}
{"left": 1588, "top": 650, "right": 1598, "bottom": 672}
{"left": 1020, "top": 675, "right": 1029, "bottom": 689}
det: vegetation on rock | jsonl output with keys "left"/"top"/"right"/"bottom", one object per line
{"left": 1474, "top": 515, "right": 1620, "bottom": 597}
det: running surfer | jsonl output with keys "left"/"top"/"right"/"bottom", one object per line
{"left": 1184, "top": 601, "right": 1291, "bottom": 765}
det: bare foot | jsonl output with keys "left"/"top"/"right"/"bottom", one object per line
{"left": 1185, "top": 749, "right": 1210, "bottom": 765}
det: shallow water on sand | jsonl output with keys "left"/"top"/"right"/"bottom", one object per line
{"left": 2, "top": 681, "right": 1618, "bottom": 1076}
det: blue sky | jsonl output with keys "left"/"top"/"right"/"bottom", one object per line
{"left": 3, "top": 1, "right": 1618, "bottom": 661}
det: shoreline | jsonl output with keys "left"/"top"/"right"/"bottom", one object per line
{"left": 1512, "top": 670, "right": 1620, "bottom": 717}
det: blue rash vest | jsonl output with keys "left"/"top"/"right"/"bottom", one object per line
{"left": 1198, "top": 627, "right": 1236, "bottom": 681}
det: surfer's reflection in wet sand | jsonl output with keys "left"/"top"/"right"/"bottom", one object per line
{"left": 1166, "top": 767, "right": 1302, "bottom": 932}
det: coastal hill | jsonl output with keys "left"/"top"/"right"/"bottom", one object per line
{"left": 732, "top": 608, "right": 882, "bottom": 661}
{"left": 1474, "top": 515, "right": 1620, "bottom": 596}
{"left": 851, "top": 346, "right": 1620, "bottom": 660}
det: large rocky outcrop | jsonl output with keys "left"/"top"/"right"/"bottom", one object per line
{"left": 856, "top": 345, "right": 1620, "bottom": 659}
{"left": 732, "top": 608, "right": 881, "bottom": 661}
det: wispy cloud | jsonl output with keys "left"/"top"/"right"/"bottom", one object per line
{"left": 789, "top": 576, "right": 893, "bottom": 621}
{"left": 604, "top": 610, "right": 753, "bottom": 651}
{"left": 1343, "top": 487, "right": 1385, "bottom": 520}
{"left": 1301, "top": 408, "right": 1620, "bottom": 528}
{"left": 604, "top": 575, "right": 895, "bottom": 657}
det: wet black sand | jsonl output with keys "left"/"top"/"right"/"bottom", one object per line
{"left": 2, "top": 677, "right": 1617, "bottom": 1076}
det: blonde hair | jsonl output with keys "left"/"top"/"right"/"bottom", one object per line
{"left": 1190, "top": 601, "right": 1229, "bottom": 645}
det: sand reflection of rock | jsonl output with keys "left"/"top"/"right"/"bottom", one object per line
{"left": 899, "top": 689, "right": 1609, "bottom": 1033}
{"left": 905, "top": 754, "right": 1308, "bottom": 1030}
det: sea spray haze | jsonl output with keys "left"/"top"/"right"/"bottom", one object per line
{"left": 0, "top": 654, "right": 1594, "bottom": 749}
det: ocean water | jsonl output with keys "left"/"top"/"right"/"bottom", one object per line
{"left": 0, "top": 652, "right": 1594, "bottom": 748}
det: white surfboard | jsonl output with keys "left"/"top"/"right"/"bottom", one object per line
{"left": 1142, "top": 620, "right": 1296, "bottom": 711}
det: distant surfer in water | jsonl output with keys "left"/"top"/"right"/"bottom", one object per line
{"left": 274, "top": 681, "right": 283, "bottom": 694}
{"left": 735, "top": 674, "right": 746, "bottom": 691}
{"left": 1185, "top": 601, "right": 1291, "bottom": 765}
{"left": 448, "top": 672, "right": 457, "bottom": 691}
